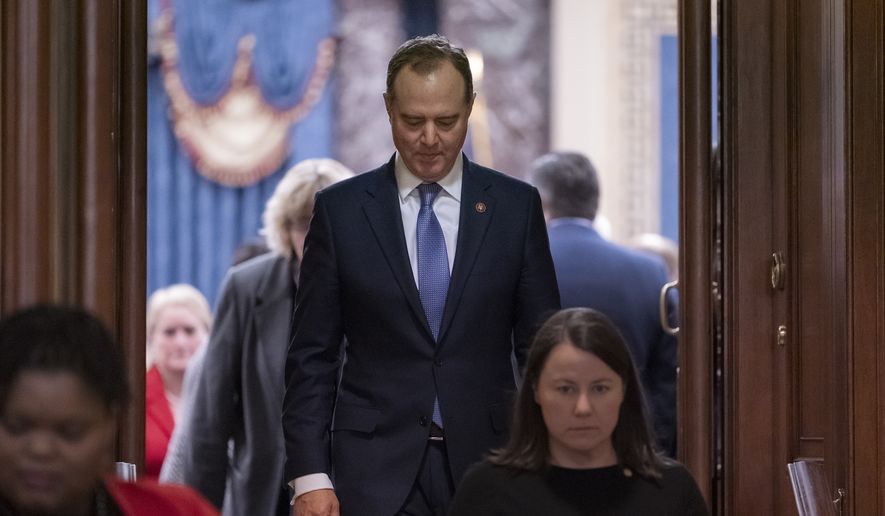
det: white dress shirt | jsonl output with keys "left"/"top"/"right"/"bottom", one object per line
{"left": 396, "top": 152, "right": 461, "bottom": 280}
{"left": 290, "top": 153, "right": 463, "bottom": 502}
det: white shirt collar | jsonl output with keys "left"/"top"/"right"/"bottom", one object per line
{"left": 395, "top": 152, "right": 463, "bottom": 203}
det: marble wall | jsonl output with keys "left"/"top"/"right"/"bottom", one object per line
{"left": 334, "top": 0, "right": 550, "bottom": 179}
{"left": 334, "top": 0, "right": 402, "bottom": 172}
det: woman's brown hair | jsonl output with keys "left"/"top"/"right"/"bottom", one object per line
{"left": 489, "top": 308, "right": 668, "bottom": 478}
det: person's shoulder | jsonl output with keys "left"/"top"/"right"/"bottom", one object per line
{"left": 465, "top": 459, "right": 508, "bottom": 476}
{"left": 105, "top": 478, "right": 219, "bottom": 516}
{"left": 624, "top": 244, "right": 669, "bottom": 272}
{"left": 651, "top": 461, "right": 704, "bottom": 494}
{"left": 230, "top": 252, "right": 284, "bottom": 275}
{"left": 658, "top": 461, "right": 693, "bottom": 480}
{"left": 228, "top": 252, "right": 286, "bottom": 282}
{"left": 462, "top": 459, "right": 498, "bottom": 481}
{"left": 452, "top": 461, "right": 536, "bottom": 515}
{"left": 656, "top": 461, "right": 710, "bottom": 514}
{"left": 596, "top": 237, "right": 670, "bottom": 279}
{"left": 462, "top": 460, "right": 533, "bottom": 487}
{"left": 218, "top": 253, "right": 289, "bottom": 303}
{"left": 144, "top": 366, "right": 166, "bottom": 404}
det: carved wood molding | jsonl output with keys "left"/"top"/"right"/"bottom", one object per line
{"left": 678, "top": 0, "right": 713, "bottom": 508}
{"left": 846, "top": 0, "right": 885, "bottom": 512}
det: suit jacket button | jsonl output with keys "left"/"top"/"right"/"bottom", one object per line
{"left": 434, "top": 359, "right": 442, "bottom": 367}
{"left": 418, "top": 416, "right": 428, "bottom": 427}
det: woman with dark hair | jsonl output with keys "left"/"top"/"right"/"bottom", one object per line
{"left": 449, "top": 308, "right": 708, "bottom": 515}
{"left": 0, "top": 304, "right": 218, "bottom": 516}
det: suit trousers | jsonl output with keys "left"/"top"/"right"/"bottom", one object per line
{"left": 397, "top": 440, "right": 455, "bottom": 516}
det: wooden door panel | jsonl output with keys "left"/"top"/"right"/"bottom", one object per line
{"left": 846, "top": 0, "right": 885, "bottom": 511}
{"left": 0, "top": 0, "right": 147, "bottom": 471}
{"left": 711, "top": 0, "right": 849, "bottom": 513}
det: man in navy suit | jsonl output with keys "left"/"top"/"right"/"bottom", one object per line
{"left": 283, "top": 35, "right": 560, "bottom": 516}
{"left": 529, "top": 151, "right": 677, "bottom": 457}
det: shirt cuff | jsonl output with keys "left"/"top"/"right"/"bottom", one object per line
{"left": 288, "top": 473, "right": 334, "bottom": 505}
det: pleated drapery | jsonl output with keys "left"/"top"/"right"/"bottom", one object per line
{"left": 147, "top": 0, "right": 335, "bottom": 304}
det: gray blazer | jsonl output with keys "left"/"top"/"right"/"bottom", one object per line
{"left": 178, "top": 253, "right": 293, "bottom": 516}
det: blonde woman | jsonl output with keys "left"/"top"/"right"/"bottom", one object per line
{"left": 145, "top": 284, "right": 212, "bottom": 479}
{"left": 174, "top": 159, "right": 353, "bottom": 516}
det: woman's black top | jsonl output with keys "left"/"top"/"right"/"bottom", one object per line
{"left": 448, "top": 460, "right": 709, "bottom": 516}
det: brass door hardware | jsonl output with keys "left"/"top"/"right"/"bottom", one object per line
{"left": 659, "top": 280, "right": 679, "bottom": 336}
{"left": 777, "top": 325, "right": 787, "bottom": 348}
{"left": 771, "top": 252, "right": 786, "bottom": 290}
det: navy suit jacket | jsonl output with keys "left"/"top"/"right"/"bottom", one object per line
{"left": 547, "top": 219, "right": 677, "bottom": 455}
{"left": 282, "top": 155, "right": 560, "bottom": 516}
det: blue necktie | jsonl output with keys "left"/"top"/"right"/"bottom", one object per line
{"left": 417, "top": 183, "right": 449, "bottom": 427}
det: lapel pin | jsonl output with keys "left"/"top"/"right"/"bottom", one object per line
{"left": 474, "top": 202, "right": 487, "bottom": 213}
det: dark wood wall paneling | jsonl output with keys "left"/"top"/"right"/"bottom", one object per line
{"left": 719, "top": 0, "right": 853, "bottom": 512}
{"left": 848, "top": 0, "right": 885, "bottom": 512}
{"left": 716, "top": 0, "right": 879, "bottom": 513}
{"left": 0, "top": 0, "right": 146, "bottom": 471}
{"left": 720, "top": 0, "right": 784, "bottom": 512}
{"left": 817, "top": 0, "right": 850, "bottom": 507}
{"left": 119, "top": 0, "right": 149, "bottom": 470}
{"left": 779, "top": 0, "right": 850, "bottom": 511}
{"left": 792, "top": 0, "right": 831, "bottom": 467}
{"left": 1, "top": 1, "right": 57, "bottom": 305}
{"left": 677, "top": 0, "right": 714, "bottom": 509}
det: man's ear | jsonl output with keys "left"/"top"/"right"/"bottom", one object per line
{"left": 467, "top": 91, "right": 477, "bottom": 116}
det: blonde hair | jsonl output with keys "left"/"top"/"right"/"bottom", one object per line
{"left": 261, "top": 158, "right": 354, "bottom": 258}
{"left": 146, "top": 284, "right": 212, "bottom": 366}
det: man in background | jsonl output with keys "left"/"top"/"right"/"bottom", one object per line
{"left": 530, "top": 151, "right": 677, "bottom": 456}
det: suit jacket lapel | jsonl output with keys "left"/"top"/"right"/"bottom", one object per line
{"left": 439, "top": 157, "right": 495, "bottom": 343}
{"left": 361, "top": 161, "right": 432, "bottom": 338}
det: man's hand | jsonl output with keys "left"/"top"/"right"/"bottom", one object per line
{"left": 292, "top": 489, "right": 339, "bottom": 516}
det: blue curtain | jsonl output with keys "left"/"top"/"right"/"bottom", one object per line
{"left": 147, "top": 0, "right": 335, "bottom": 305}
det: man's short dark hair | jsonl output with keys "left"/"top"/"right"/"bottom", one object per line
{"left": 386, "top": 34, "right": 474, "bottom": 105}
{"left": 529, "top": 151, "right": 600, "bottom": 221}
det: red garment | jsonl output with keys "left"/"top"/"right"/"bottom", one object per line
{"left": 145, "top": 365, "right": 175, "bottom": 478}
{"left": 105, "top": 477, "right": 219, "bottom": 516}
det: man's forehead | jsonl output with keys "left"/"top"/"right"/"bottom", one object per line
{"left": 392, "top": 61, "right": 466, "bottom": 95}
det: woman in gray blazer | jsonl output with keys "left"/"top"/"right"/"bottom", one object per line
{"left": 161, "top": 158, "right": 353, "bottom": 516}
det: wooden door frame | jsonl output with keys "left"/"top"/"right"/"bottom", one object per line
{"left": 677, "top": 0, "right": 714, "bottom": 508}
{"left": 846, "top": 0, "right": 885, "bottom": 512}
{"left": 118, "top": 0, "right": 148, "bottom": 470}
{"left": 681, "top": 0, "right": 838, "bottom": 512}
{"left": 681, "top": 1, "right": 885, "bottom": 514}
{"left": 0, "top": 0, "right": 146, "bottom": 470}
